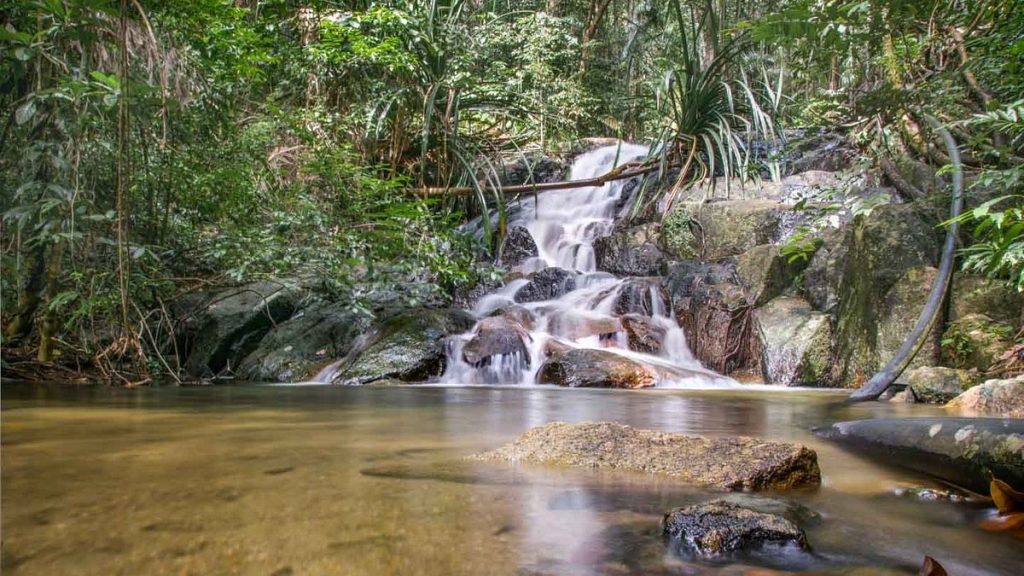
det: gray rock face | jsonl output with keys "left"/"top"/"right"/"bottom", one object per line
{"left": 950, "top": 274, "right": 1023, "bottom": 325}
{"left": 537, "top": 349, "right": 657, "bottom": 389}
{"left": 693, "top": 200, "right": 791, "bottom": 261}
{"left": 236, "top": 301, "right": 371, "bottom": 382}
{"left": 803, "top": 226, "right": 849, "bottom": 313}
{"left": 736, "top": 244, "right": 807, "bottom": 306}
{"left": 755, "top": 297, "right": 832, "bottom": 386}
{"left": 462, "top": 315, "right": 531, "bottom": 366}
{"left": 663, "top": 500, "right": 809, "bottom": 557}
{"left": 334, "top": 308, "right": 476, "bottom": 385}
{"left": 947, "top": 375, "right": 1024, "bottom": 418}
{"left": 473, "top": 422, "right": 821, "bottom": 490}
{"left": 514, "top": 267, "right": 578, "bottom": 303}
{"left": 498, "top": 225, "right": 538, "bottom": 269}
{"left": 899, "top": 366, "right": 972, "bottom": 404}
{"left": 177, "top": 281, "right": 303, "bottom": 377}
{"left": 593, "top": 230, "right": 665, "bottom": 276}
{"left": 817, "top": 417, "right": 1024, "bottom": 494}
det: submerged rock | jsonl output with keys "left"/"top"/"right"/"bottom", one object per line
{"left": 537, "top": 349, "right": 657, "bottom": 389}
{"left": 946, "top": 375, "right": 1024, "bottom": 418}
{"left": 334, "top": 308, "right": 475, "bottom": 385}
{"left": 755, "top": 297, "right": 832, "bottom": 386}
{"left": 514, "top": 267, "right": 578, "bottom": 303}
{"left": 816, "top": 417, "right": 1024, "bottom": 494}
{"left": 663, "top": 500, "right": 809, "bottom": 556}
{"left": 473, "top": 422, "right": 821, "bottom": 490}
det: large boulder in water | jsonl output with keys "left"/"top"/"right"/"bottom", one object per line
{"left": 498, "top": 225, "right": 538, "bottom": 269}
{"left": 663, "top": 500, "right": 809, "bottom": 557}
{"left": 620, "top": 314, "right": 666, "bottom": 354}
{"left": 176, "top": 281, "right": 303, "bottom": 377}
{"left": 538, "top": 349, "right": 657, "bottom": 389}
{"left": 334, "top": 308, "right": 475, "bottom": 385}
{"left": 593, "top": 224, "right": 665, "bottom": 276}
{"left": 816, "top": 417, "right": 1024, "bottom": 493}
{"left": 898, "top": 366, "right": 972, "bottom": 404}
{"left": 462, "top": 315, "right": 531, "bottom": 366}
{"left": 611, "top": 277, "right": 670, "bottom": 316}
{"left": 755, "top": 297, "right": 832, "bottom": 386}
{"left": 514, "top": 267, "right": 578, "bottom": 303}
{"left": 946, "top": 375, "right": 1024, "bottom": 418}
{"left": 236, "top": 301, "right": 372, "bottom": 382}
{"left": 473, "top": 422, "right": 821, "bottom": 490}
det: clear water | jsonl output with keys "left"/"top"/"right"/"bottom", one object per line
{"left": 3, "top": 384, "right": 1021, "bottom": 575}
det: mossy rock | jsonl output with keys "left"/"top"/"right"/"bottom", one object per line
{"left": 941, "top": 313, "right": 1015, "bottom": 372}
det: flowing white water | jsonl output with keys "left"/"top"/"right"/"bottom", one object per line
{"left": 444, "top": 144, "right": 737, "bottom": 388}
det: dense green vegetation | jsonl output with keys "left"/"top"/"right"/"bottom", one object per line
{"left": 2, "top": 0, "right": 1022, "bottom": 381}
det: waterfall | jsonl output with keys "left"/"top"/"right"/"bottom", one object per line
{"left": 444, "top": 144, "right": 736, "bottom": 388}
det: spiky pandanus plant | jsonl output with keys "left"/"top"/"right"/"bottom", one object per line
{"left": 647, "top": 0, "right": 782, "bottom": 218}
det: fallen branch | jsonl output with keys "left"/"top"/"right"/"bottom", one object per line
{"left": 413, "top": 157, "right": 671, "bottom": 197}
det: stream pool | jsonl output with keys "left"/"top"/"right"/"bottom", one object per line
{"left": 2, "top": 384, "right": 1021, "bottom": 575}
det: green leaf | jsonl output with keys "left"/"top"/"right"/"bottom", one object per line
{"left": 15, "top": 100, "right": 35, "bottom": 125}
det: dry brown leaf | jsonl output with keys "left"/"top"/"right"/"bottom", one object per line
{"left": 920, "top": 556, "right": 948, "bottom": 576}
{"left": 978, "top": 511, "right": 1024, "bottom": 534}
{"left": 990, "top": 478, "right": 1024, "bottom": 514}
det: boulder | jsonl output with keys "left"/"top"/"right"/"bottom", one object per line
{"left": 177, "top": 281, "right": 303, "bottom": 377}
{"left": 663, "top": 500, "right": 809, "bottom": 557}
{"left": 499, "top": 150, "right": 567, "bottom": 186}
{"left": 593, "top": 225, "right": 665, "bottom": 276}
{"left": 667, "top": 262, "right": 760, "bottom": 376}
{"left": 236, "top": 301, "right": 372, "bottom": 382}
{"left": 942, "top": 313, "right": 1015, "bottom": 372}
{"left": 899, "top": 366, "right": 973, "bottom": 404}
{"left": 737, "top": 244, "right": 807, "bottom": 306}
{"left": 537, "top": 349, "right": 657, "bottom": 389}
{"left": 692, "top": 200, "right": 791, "bottom": 261}
{"left": 498, "top": 225, "right": 538, "bottom": 269}
{"left": 473, "top": 422, "right": 821, "bottom": 490}
{"left": 816, "top": 417, "right": 1024, "bottom": 494}
{"left": 784, "top": 129, "right": 858, "bottom": 174}
{"left": 659, "top": 206, "right": 701, "bottom": 260}
{"left": 803, "top": 225, "right": 849, "bottom": 312}
{"left": 950, "top": 275, "right": 1023, "bottom": 326}
{"left": 946, "top": 375, "right": 1024, "bottom": 418}
{"left": 830, "top": 203, "right": 941, "bottom": 386}
{"left": 461, "top": 315, "right": 531, "bottom": 366}
{"left": 620, "top": 314, "right": 666, "bottom": 354}
{"left": 755, "top": 297, "right": 832, "bottom": 386}
{"left": 546, "top": 311, "right": 621, "bottom": 342}
{"left": 514, "top": 267, "right": 578, "bottom": 303}
{"left": 611, "top": 278, "right": 669, "bottom": 316}
{"left": 334, "top": 308, "right": 476, "bottom": 385}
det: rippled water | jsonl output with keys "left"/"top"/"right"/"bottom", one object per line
{"left": 2, "top": 384, "right": 1021, "bottom": 575}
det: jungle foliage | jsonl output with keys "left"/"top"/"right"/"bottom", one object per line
{"left": 1, "top": 0, "right": 1022, "bottom": 380}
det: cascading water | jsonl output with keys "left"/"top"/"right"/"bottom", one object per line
{"left": 444, "top": 144, "right": 736, "bottom": 388}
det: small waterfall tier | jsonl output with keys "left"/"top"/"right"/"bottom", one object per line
{"left": 444, "top": 144, "right": 736, "bottom": 388}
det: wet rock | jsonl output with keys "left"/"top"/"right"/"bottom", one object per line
{"left": 667, "top": 262, "right": 760, "bottom": 376}
{"left": 177, "top": 281, "right": 303, "bottom": 377}
{"left": 890, "top": 485, "right": 971, "bottom": 503}
{"left": 663, "top": 500, "right": 809, "bottom": 556}
{"left": 593, "top": 226, "right": 665, "bottom": 276}
{"left": 942, "top": 313, "right": 1015, "bottom": 372}
{"left": 334, "top": 308, "right": 476, "bottom": 385}
{"left": 737, "top": 244, "right": 808, "bottom": 306}
{"left": 514, "top": 267, "right": 578, "bottom": 303}
{"left": 537, "top": 349, "right": 657, "bottom": 389}
{"left": 236, "top": 301, "right": 372, "bottom": 382}
{"left": 499, "top": 150, "right": 567, "bottom": 186}
{"left": 899, "top": 366, "right": 972, "bottom": 404}
{"left": 803, "top": 226, "right": 849, "bottom": 313}
{"left": 620, "top": 314, "right": 666, "bottom": 354}
{"left": 547, "top": 311, "right": 621, "bottom": 341}
{"left": 473, "top": 422, "right": 821, "bottom": 490}
{"left": 816, "top": 417, "right": 1024, "bottom": 494}
{"left": 499, "top": 225, "right": 539, "bottom": 269}
{"left": 612, "top": 278, "right": 669, "bottom": 316}
{"left": 946, "top": 375, "right": 1024, "bottom": 418}
{"left": 462, "top": 315, "right": 532, "bottom": 366}
{"left": 950, "top": 274, "right": 1023, "bottom": 325}
{"left": 830, "top": 203, "right": 941, "bottom": 386}
{"left": 784, "top": 129, "right": 858, "bottom": 174}
{"left": 755, "top": 297, "right": 832, "bottom": 386}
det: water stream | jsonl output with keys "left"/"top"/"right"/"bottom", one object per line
{"left": 444, "top": 144, "right": 732, "bottom": 388}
